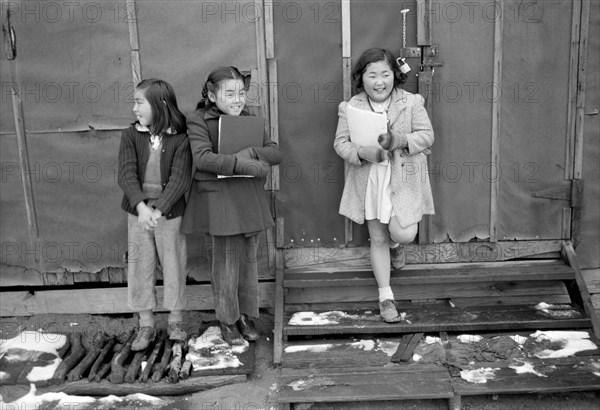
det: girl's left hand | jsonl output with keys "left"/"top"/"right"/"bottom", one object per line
{"left": 236, "top": 147, "right": 257, "bottom": 160}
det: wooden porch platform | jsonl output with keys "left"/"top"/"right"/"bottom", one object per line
{"left": 274, "top": 242, "right": 600, "bottom": 408}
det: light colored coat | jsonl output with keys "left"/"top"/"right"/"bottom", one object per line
{"left": 334, "top": 88, "right": 435, "bottom": 227}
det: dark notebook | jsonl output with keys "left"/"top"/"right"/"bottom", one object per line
{"left": 217, "top": 115, "right": 266, "bottom": 178}
{"left": 218, "top": 115, "right": 266, "bottom": 154}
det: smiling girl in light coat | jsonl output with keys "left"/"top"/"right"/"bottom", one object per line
{"left": 334, "top": 48, "right": 435, "bottom": 323}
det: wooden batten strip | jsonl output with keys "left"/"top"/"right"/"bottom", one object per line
{"left": 416, "top": 0, "right": 432, "bottom": 46}
{"left": 284, "top": 241, "right": 562, "bottom": 268}
{"left": 489, "top": 0, "right": 503, "bottom": 242}
{"left": 341, "top": 0, "right": 353, "bottom": 243}
{"left": 264, "top": 0, "right": 274, "bottom": 59}
{"left": 1, "top": 283, "right": 274, "bottom": 316}
{"left": 126, "top": 0, "right": 141, "bottom": 85}
{"left": 562, "top": 241, "right": 600, "bottom": 338}
{"left": 254, "top": 0, "right": 270, "bottom": 121}
{"left": 565, "top": 0, "right": 582, "bottom": 180}
{"left": 574, "top": 0, "right": 590, "bottom": 180}
{"left": 267, "top": 59, "right": 280, "bottom": 191}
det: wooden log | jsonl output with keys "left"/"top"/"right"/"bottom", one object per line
{"left": 51, "top": 333, "right": 86, "bottom": 384}
{"left": 179, "top": 360, "right": 192, "bottom": 380}
{"left": 68, "top": 332, "right": 107, "bottom": 381}
{"left": 124, "top": 346, "right": 150, "bottom": 383}
{"left": 140, "top": 330, "right": 165, "bottom": 382}
{"left": 152, "top": 337, "right": 173, "bottom": 382}
{"left": 109, "top": 331, "right": 136, "bottom": 384}
{"left": 391, "top": 333, "right": 424, "bottom": 363}
{"left": 88, "top": 336, "right": 116, "bottom": 382}
{"left": 167, "top": 340, "right": 186, "bottom": 383}
{"left": 59, "top": 374, "right": 247, "bottom": 396}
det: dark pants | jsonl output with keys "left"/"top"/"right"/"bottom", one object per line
{"left": 207, "top": 234, "right": 259, "bottom": 325}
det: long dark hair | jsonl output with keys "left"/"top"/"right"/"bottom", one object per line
{"left": 196, "top": 66, "right": 249, "bottom": 110}
{"left": 352, "top": 48, "right": 407, "bottom": 93}
{"left": 136, "top": 78, "right": 186, "bottom": 135}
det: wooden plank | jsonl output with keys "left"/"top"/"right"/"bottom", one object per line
{"left": 574, "top": 0, "right": 590, "bottom": 179}
{"left": 284, "top": 241, "right": 563, "bottom": 268}
{"left": 283, "top": 304, "right": 590, "bottom": 337}
{"left": 449, "top": 294, "right": 572, "bottom": 308}
{"left": 284, "top": 260, "right": 575, "bottom": 287}
{"left": 341, "top": 0, "right": 351, "bottom": 58}
{"left": 582, "top": 268, "right": 600, "bottom": 294}
{"left": 278, "top": 368, "right": 452, "bottom": 403}
{"left": 341, "top": 0, "right": 352, "bottom": 243}
{"left": 562, "top": 241, "right": 600, "bottom": 338}
{"left": 264, "top": 0, "right": 274, "bottom": 59}
{"left": 565, "top": 0, "right": 582, "bottom": 180}
{"left": 58, "top": 374, "right": 246, "bottom": 396}
{"left": 285, "top": 280, "right": 569, "bottom": 304}
{"left": 489, "top": 0, "right": 503, "bottom": 242}
{"left": 125, "top": 0, "right": 139, "bottom": 50}
{"left": 130, "top": 50, "right": 141, "bottom": 86}
{"left": 267, "top": 58, "right": 279, "bottom": 191}
{"left": 10, "top": 87, "right": 44, "bottom": 277}
{"left": 416, "top": 0, "right": 432, "bottom": 46}
{"left": 254, "top": 0, "right": 269, "bottom": 121}
{"left": 391, "top": 333, "right": 424, "bottom": 363}
{"left": 273, "top": 268, "right": 285, "bottom": 364}
{"left": 452, "top": 359, "right": 600, "bottom": 396}
{"left": 1, "top": 283, "right": 275, "bottom": 316}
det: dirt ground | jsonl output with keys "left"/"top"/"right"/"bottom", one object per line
{"left": 1, "top": 312, "right": 599, "bottom": 409}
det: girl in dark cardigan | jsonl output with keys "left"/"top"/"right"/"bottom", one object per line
{"left": 182, "top": 66, "right": 282, "bottom": 345}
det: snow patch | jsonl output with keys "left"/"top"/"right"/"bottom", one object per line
{"left": 457, "top": 334, "right": 483, "bottom": 343}
{"left": 350, "top": 339, "right": 375, "bottom": 351}
{"left": 376, "top": 340, "right": 400, "bottom": 357}
{"left": 460, "top": 368, "right": 500, "bottom": 384}
{"left": 284, "top": 344, "right": 333, "bottom": 353}
{"left": 509, "top": 335, "right": 528, "bottom": 346}
{"left": 0, "top": 331, "right": 67, "bottom": 358}
{"left": 425, "top": 336, "right": 442, "bottom": 345}
{"left": 185, "top": 326, "right": 248, "bottom": 370}
{"left": 26, "top": 357, "right": 62, "bottom": 382}
{"left": 509, "top": 361, "right": 547, "bottom": 377}
{"left": 531, "top": 330, "right": 597, "bottom": 358}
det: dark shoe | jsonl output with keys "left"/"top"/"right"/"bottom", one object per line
{"left": 237, "top": 314, "right": 260, "bottom": 342}
{"left": 132, "top": 326, "right": 156, "bottom": 351}
{"left": 219, "top": 321, "right": 246, "bottom": 346}
{"left": 168, "top": 322, "right": 187, "bottom": 342}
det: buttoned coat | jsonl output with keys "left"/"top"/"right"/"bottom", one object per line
{"left": 334, "top": 88, "right": 435, "bottom": 227}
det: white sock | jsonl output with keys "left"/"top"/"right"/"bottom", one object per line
{"left": 378, "top": 286, "right": 394, "bottom": 302}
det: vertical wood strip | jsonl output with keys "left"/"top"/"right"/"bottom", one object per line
{"left": 268, "top": 59, "right": 280, "bottom": 191}
{"left": 574, "top": 0, "right": 590, "bottom": 180}
{"left": 565, "top": 0, "right": 582, "bottom": 180}
{"left": 341, "top": 0, "right": 351, "bottom": 58}
{"left": 126, "top": 0, "right": 141, "bottom": 85}
{"left": 489, "top": 0, "right": 503, "bottom": 242}
{"left": 255, "top": 0, "right": 270, "bottom": 121}
{"left": 562, "top": 208, "right": 572, "bottom": 239}
{"left": 416, "top": 0, "right": 432, "bottom": 46}
{"left": 11, "top": 89, "right": 44, "bottom": 276}
{"left": 264, "top": 0, "right": 275, "bottom": 59}
{"left": 341, "top": 0, "right": 353, "bottom": 243}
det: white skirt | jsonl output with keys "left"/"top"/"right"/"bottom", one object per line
{"left": 364, "top": 161, "right": 394, "bottom": 223}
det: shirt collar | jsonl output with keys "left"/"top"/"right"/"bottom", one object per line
{"left": 135, "top": 122, "right": 176, "bottom": 135}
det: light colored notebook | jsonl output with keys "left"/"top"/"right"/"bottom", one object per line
{"left": 346, "top": 104, "right": 389, "bottom": 164}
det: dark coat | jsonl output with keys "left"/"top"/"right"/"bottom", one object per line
{"left": 182, "top": 104, "right": 282, "bottom": 235}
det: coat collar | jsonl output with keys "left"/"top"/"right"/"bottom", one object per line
{"left": 352, "top": 88, "right": 409, "bottom": 124}
{"left": 134, "top": 122, "right": 176, "bottom": 135}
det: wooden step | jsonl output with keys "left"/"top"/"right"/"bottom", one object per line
{"left": 277, "top": 330, "right": 600, "bottom": 406}
{"left": 278, "top": 365, "right": 453, "bottom": 403}
{"left": 283, "top": 303, "right": 590, "bottom": 337}
{"left": 284, "top": 260, "right": 575, "bottom": 288}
